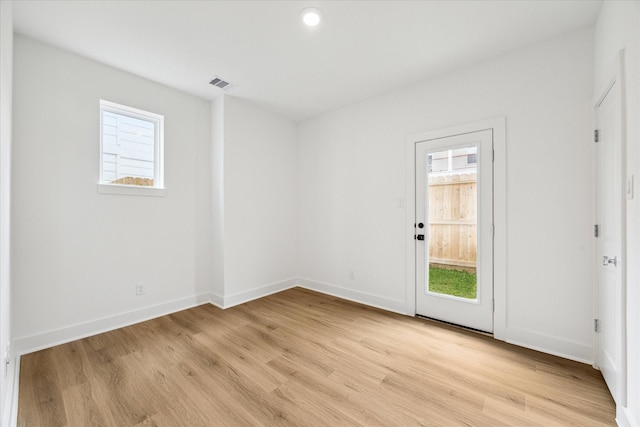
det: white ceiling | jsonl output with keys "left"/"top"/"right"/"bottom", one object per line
{"left": 12, "top": 0, "right": 602, "bottom": 121}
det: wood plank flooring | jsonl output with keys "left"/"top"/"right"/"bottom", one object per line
{"left": 18, "top": 288, "right": 615, "bottom": 426}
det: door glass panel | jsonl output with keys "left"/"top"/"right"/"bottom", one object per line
{"left": 427, "top": 146, "right": 478, "bottom": 300}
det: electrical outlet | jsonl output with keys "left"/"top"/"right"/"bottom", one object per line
{"left": 349, "top": 270, "right": 356, "bottom": 280}
{"left": 136, "top": 283, "right": 145, "bottom": 296}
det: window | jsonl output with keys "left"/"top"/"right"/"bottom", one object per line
{"left": 98, "top": 100, "right": 165, "bottom": 196}
{"left": 428, "top": 147, "right": 478, "bottom": 175}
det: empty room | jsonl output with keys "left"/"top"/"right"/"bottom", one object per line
{"left": 0, "top": 0, "right": 639, "bottom": 426}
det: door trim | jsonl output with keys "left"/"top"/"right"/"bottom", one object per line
{"left": 405, "top": 117, "right": 507, "bottom": 340}
{"left": 592, "top": 49, "right": 627, "bottom": 406}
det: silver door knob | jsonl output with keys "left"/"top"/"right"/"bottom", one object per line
{"left": 602, "top": 256, "right": 618, "bottom": 267}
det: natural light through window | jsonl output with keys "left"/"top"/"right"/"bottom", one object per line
{"left": 99, "top": 100, "right": 164, "bottom": 195}
{"left": 427, "top": 145, "right": 478, "bottom": 300}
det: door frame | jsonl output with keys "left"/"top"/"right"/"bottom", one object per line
{"left": 592, "top": 50, "right": 627, "bottom": 405}
{"left": 405, "top": 117, "right": 507, "bottom": 340}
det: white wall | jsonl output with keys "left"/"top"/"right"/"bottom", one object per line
{"left": 594, "top": 2, "right": 640, "bottom": 425}
{"left": 10, "top": 36, "right": 298, "bottom": 351}
{"left": 0, "top": 1, "right": 14, "bottom": 424}
{"left": 12, "top": 36, "right": 213, "bottom": 352}
{"left": 8, "top": 13, "right": 631, "bottom": 425}
{"left": 210, "top": 96, "right": 225, "bottom": 303}
{"left": 219, "top": 96, "right": 298, "bottom": 306}
{"left": 298, "top": 28, "right": 595, "bottom": 362}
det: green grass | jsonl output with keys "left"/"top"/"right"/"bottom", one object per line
{"left": 429, "top": 266, "right": 477, "bottom": 299}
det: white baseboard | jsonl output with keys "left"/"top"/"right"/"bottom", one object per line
{"left": 222, "top": 278, "right": 298, "bottom": 309}
{"left": 1, "top": 349, "right": 19, "bottom": 427}
{"left": 7, "top": 354, "right": 19, "bottom": 427}
{"left": 9, "top": 277, "right": 603, "bottom": 427}
{"left": 13, "top": 277, "right": 299, "bottom": 356}
{"left": 617, "top": 403, "right": 637, "bottom": 427}
{"left": 501, "top": 326, "right": 593, "bottom": 364}
{"left": 210, "top": 291, "right": 224, "bottom": 308}
{"left": 14, "top": 292, "right": 214, "bottom": 356}
{"left": 298, "top": 277, "right": 412, "bottom": 316}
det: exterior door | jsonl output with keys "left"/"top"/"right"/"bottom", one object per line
{"left": 415, "top": 130, "right": 493, "bottom": 332}
{"left": 595, "top": 64, "right": 626, "bottom": 405}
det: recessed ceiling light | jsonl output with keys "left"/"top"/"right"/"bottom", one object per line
{"left": 301, "top": 8, "right": 322, "bottom": 27}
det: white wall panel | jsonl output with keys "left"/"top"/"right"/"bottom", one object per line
{"left": 221, "top": 96, "right": 298, "bottom": 301}
{"left": 0, "top": 1, "right": 14, "bottom": 424}
{"left": 12, "top": 36, "right": 212, "bottom": 350}
{"left": 298, "top": 28, "right": 595, "bottom": 362}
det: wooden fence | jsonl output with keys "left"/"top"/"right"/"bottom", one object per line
{"left": 428, "top": 172, "right": 477, "bottom": 272}
{"left": 111, "top": 176, "right": 154, "bottom": 186}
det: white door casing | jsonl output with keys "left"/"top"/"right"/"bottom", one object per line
{"left": 594, "top": 51, "right": 627, "bottom": 406}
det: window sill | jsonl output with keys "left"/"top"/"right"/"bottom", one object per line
{"left": 97, "top": 183, "right": 166, "bottom": 197}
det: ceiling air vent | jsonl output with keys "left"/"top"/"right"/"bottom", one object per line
{"left": 209, "top": 76, "right": 237, "bottom": 91}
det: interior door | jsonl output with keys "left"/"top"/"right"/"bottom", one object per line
{"left": 595, "top": 72, "right": 626, "bottom": 405}
{"left": 415, "top": 130, "right": 493, "bottom": 332}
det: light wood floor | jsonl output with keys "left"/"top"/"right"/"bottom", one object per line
{"left": 18, "top": 288, "right": 615, "bottom": 426}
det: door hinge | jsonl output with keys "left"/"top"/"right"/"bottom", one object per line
{"left": 594, "top": 224, "right": 599, "bottom": 237}
{"left": 492, "top": 150, "right": 495, "bottom": 161}
{"left": 492, "top": 299, "right": 495, "bottom": 312}
{"left": 492, "top": 224, "right": 495, "bottom": 238}
{"left": 594, "top": 129, "right": 599, "bottom": 143}
{"left": 594, "top": 319, "right": 600, "bottom": 333}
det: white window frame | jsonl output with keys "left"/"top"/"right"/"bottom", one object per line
{"left": 98, "top": 100, "right": 166, "bottom": 197}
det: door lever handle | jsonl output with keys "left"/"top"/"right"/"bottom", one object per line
{"left": 602, "top": 256, "right": 618, "bottom": 267}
